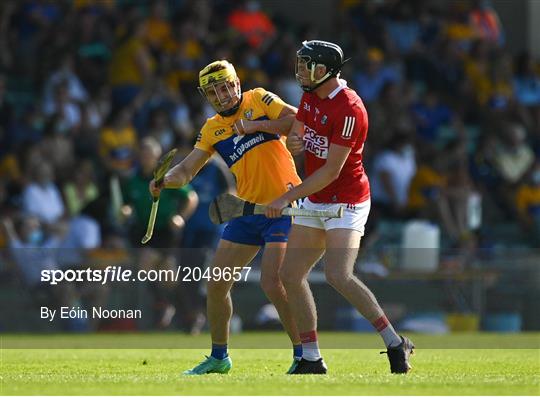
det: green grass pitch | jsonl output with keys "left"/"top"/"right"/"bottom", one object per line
{"left": 1, "top": 332, "right": 539, "bottom": 395}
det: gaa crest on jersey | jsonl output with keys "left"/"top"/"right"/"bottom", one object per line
{"left": 321, "top": 115, "right": 328, "bottom": 125}
{"left": 244, "top": 109, "right": 253, "bottom": 120}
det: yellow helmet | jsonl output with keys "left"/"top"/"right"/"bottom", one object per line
{"left": 198, "top": 60, "right": 242, "bottom": 116}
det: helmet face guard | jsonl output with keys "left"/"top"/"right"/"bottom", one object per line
{"left": 198, "top": 61, "right": 242, "bottom": 116}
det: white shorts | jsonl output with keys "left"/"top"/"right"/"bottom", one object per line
{"left": 293, "top": 197, "right": 371, "bottom": 236}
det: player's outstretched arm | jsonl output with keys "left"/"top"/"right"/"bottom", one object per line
{"left": 233, "top": 105, "right": 297, "bottom": 136}
{"left": 265, "top": 143, "right": 351, "bottom": 217}
{"left": 149, "top": 148, "right": 210, "bottom": 196}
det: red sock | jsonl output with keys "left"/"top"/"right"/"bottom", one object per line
{"left": 300, "top": 330, "right": 318, "bottom": 343}
{"left": 372, "top": 315, "right": 390, "bottom": 332}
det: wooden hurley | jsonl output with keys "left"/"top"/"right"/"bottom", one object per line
{"left": 141, "top": 148, "right": 178, "bottom": 244}
{"left": 209, "top": 193, "right": 344, "bottom": 224}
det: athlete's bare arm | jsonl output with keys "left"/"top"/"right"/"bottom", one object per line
{"left": 149, "top": 148, "right": 210, "bottom": 196}
{"left": 233, "top": 105, "right": 297, "bottom": 136}
{"left": 265, "top": 143, "right": 351, "bottom": 217}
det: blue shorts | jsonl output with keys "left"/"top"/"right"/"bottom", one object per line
{"left": 222, "top": 215, "right": 291, "bottom": 246}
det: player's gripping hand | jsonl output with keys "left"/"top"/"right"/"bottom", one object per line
{"left": 286, "top": 133, "right": 304, "bottom": 155}
{"left": 148, "top": 179, "right": 163, "bottom": 198}
{"left": 265, "top": 196, "right": 291, "bottom": 218}
{"left": 233, "top": 119, "right": 257, "bottom": 135}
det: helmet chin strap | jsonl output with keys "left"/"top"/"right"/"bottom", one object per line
{"left": 300, "top": 65, "right": 334, "bottom": 92}
{"left": 217, "top": 95, "right": 243, "bottom": 117}
{"left": 300, "top": 67, "right": 336, "bottom": 93}
{"left": 311, "top": 65, "right": 332, "bottom": 86}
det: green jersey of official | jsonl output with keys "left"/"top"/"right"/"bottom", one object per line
{"left": 123, "top": 169, "right": 193, "bottom": 231}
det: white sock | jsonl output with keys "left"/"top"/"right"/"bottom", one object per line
{"left": 302, "top": 341, "right": 321, "bottom": 361}
{"left": 373, "top": 315, "right": 402, "bottom": 348}
{"left": 300, "top": 331, "right": 321, "bottom": 361}
{"left": 380, "top": 325, "right": 402, "bottom": 348}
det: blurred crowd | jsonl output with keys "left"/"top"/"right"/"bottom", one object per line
{"left": 0, "top": 0, "right": 539, "bottom": 331}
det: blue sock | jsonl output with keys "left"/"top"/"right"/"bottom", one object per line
{"left": 211, "top": 344, "right": 228, "bottom": 360}
{"left": 293, "top": 344, "right": 303, "bottom": 360}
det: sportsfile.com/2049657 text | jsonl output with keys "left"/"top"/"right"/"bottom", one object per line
{"left": 40, "top": 266, "right": 252, "bottom": 285}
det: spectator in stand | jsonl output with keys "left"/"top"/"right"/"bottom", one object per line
{"left": 487, "top": 54, "right": 514, "bottom": 110}
{"left": 428, "top": 39, "right": 466, "bottom": 97}
{"left": 108, "top": 17, "right": 154, "bottom": 107}
{"left": 99, "top": 105, "right": 138, "bottom": 176}
{"left": 469, "top": 131, "right": 500, "bottom": 206}
{"left": 42, "top": 53, "right": 88, "bottom": 111}
{"left": 408, "top": 146, "right": 459, "bottom": 241}
{"left": 444, "top": 2, "right": 479, "bottom": 53}
{"left": 38, "top": 115, "right": 76, "bottom": 182}
{"left": 408, "top": 148, "right": 447, "bottom": 216}
{"left": 444, "top": 154, "right": 480, "bottom": 244}
{"left": 9, "top": 105, "right": 44, "bottom": 147}
{"left": 411, "top": 89, "right": 453, "bottom": 143}
{"left": 74, "top": 101, "right": 104, "bottom": 160}
{"left": 384, "top": 1, "right": 421, "bottom": 55}
{"left": 354, "top": 48, "right": 402, "bottom": 104}
{"left": 469, "top": 0, "right": 504, "bottom": 47}
{"left": 235, "top": 47, "right": 269, "bottom": 89}
{"left": 2, "top": 214, "right": 65, "bottom": 286}
{"left": 147, "top": 107, "right": 175, "bottom": 153}
{"left": 366, "top": 81, "right": 415, "bottom": 157}
{"left": 515, "top": 160, "right": 540, "bottom": 245}
{"left": 513, "top": 52, "right": 540, "bottom": 107}
{"left": 370, "top": 131, "right": 417, "bottom": 218}
{"left": 42, "top": 80, "right": 82, "bottom": 133}
{"left": 22, "top": 162, "right": 65, "bottom": 225}
{"left": 484, "top": 122, "right": 535, "bottom": 218}
{"left": 463, "top": 40, "right": 512, "bottom": 108}
{"left": 492, "top": 123, "right": 535, "bottom": 185}
{"left": 73, "top": 6, "right": 112, "bottom": 90}
{"left": 162, "top": 19, "right": 204, "bottom": 91}
{"left": 410, "top": 143, "right": 480, "bottom": 245}
{"left": 170, "top": 92, "right": 195, "bottom": 145}
{"left": 63, "top": 159, "right": 99, "bottom": 217}
{"left": 228, "top": 0, "right": 276, "bottom": 49}
{"left": 513, "top": 52, "right": 540, "bottom": 141}
{"left": 144, "top": 0, "right": 172, "bottom": 55}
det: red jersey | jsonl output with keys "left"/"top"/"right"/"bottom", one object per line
{"left": 296, "top": 80, "right": 370, "bottom": 204}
